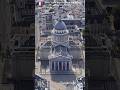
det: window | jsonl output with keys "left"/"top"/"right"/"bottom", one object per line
{"left": 14, "top": 40, "right": 18, "bottom": 46}
{"left": 10, "top": 6, "right": 14, "bottom": 13}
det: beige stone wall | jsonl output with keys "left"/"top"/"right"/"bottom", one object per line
{"left": 39, "top": 47, "right": 82, "bottom": 60}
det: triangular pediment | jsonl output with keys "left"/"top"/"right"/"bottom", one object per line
{"left": 48, "top": 53, "right": 72, "bottom": 60}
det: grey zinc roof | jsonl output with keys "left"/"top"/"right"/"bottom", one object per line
{"left": 54, "top": 20, "right": 67, "bottom": 30}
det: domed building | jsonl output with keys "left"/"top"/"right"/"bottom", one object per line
{"left": 52, "top": 20, "right": 69, "bottom": 47}
{"left": 37, "top": 19, "right": 84, "bottom": 74}
{"left": 48, "top": 20, "right": 73, "bottom": 72}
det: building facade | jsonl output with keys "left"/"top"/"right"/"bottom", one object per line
{"left": 48, "top": 20, "right": 73, "bottom": 72}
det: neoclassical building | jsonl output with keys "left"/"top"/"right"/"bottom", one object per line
{"left": 37, "top": 18, "right": 84, "bottom": 74}
{"left": 48, "top": 20, "right": 73, "bottom": 72}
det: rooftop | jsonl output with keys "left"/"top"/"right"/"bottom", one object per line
{"left": 54, "top": 20, "right": 67, "bottom": 30}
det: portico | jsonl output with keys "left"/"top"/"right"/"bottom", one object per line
{"left": 51, "top": 61, "right": 71, "bottom": 71}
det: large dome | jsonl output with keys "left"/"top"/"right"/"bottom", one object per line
{"left": 54, "top": 20, "right": 67, "bottom": 30}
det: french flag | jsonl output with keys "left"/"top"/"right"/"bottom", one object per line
{"left": 38, "top": 0, "right": 45, "bottom": 7}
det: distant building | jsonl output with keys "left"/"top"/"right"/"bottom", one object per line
{"left": 35, "top": 75, "right": 50, "bottom": 90}
{"left": 62, "top": 19, "right": 85, "bottom": 33}
{"left": 38, "top": 3, "right": 85, "bottom": 36}
{"left": 10, "top": 0, "right": 34, "bottom": 26}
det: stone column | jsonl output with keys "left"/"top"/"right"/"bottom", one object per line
{"left": 50, "top": 61, "right": 52, "bottom": 71}
{"left": 62, "top": 62, "right": 64, "bottom": 71}
{"left": 65, "top": 62, "right": 67, "bottom": 71}
{"left": 51, "top": 62, "right": 53, "bottom": 71}
{"left": 54, "top": 62, "right": 56, "bottom": 71}
{"left": 57, "top": 62, "right": 59, "bottom": 71}
{"left": 69, "top": 61, "right": 71, "bottom": 70}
